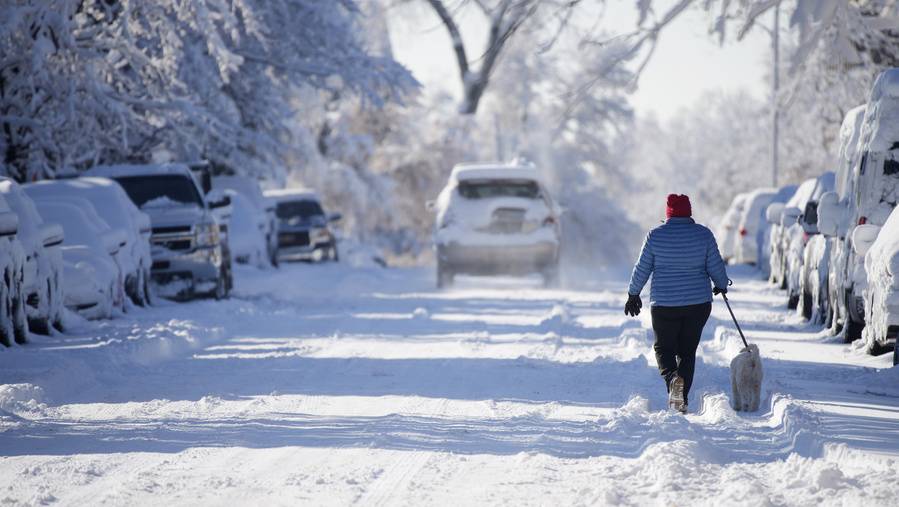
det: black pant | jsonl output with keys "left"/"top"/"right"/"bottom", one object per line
{"left": 650, "top": 302, "right": 712, "bottom": 404}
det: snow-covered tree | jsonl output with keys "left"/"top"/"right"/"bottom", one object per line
{"left": 416, "top": 0, "right": 600, "bottom": 115}
{"left": 0, "top": 0, "right": 415, "bottom": 181}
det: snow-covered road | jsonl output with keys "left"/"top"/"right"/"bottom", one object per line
{"left": 1, "top": 264, "right": 898, "bottom": 505}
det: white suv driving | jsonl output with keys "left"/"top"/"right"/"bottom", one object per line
{"left": 432, "top": 163, "right": 561, "bottom": 287}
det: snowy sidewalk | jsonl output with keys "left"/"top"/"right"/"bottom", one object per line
{"left": 1, "top": 263, "right": 898, "bottom": 505}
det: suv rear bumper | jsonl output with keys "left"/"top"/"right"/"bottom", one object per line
{"left": 437, "top": 241, "right": 558, "bottom": 275}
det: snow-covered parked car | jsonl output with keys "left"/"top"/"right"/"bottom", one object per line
{"left": 87, "top": 164, "right": 231, "bottom": 300}
{"left": 734, "top": 188, "right": 776, "bottom": 265}
{"left": 24, "top": 177, "right": 153, "bottom": 306}
{"left": 857, "top": 205, "right": 899, "bottom": 362}
{"left": 431, "top": 163, "right": 561, "bottom": 288}
{"left": 0, "top": 194, "right": 27, "bottom": 346}
{"left": 265, "top": 189, "right": 341, "bottom": 263}
{"left": 783, "top": 172, "right": 835, "bottom": 312}
{"left": 817, "top": 104, "right": 867, "bottom": 337}
{"left": 718, "top": 192, "right": 749, "bottom": 263}
{"left": 213, "top": 176, "right": 278, "bottom": 266}
{"left": 819, "top": 69, "right": 899, "bottom": 346}
{"left": 758, "top": 185, "right": 798, "bottom": 279}
{"left": 223, "top": 190, "right": 270, "bottom": 266}
{"left": 0, "top": 178, "right": 65, "bottom": 335}
{"left": 33, "top": 201, "right": 124, "bottom": 320}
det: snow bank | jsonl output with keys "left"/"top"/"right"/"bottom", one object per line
{"left": 0, "top": 383, "right": 45, "bottom": 414}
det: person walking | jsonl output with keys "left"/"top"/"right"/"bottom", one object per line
{"left": 624, "top": 194, "right": 729, "bottom": 413}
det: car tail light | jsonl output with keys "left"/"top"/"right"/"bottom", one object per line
{"left": 803, "top": 232, "right": 810, "bottom": 243}
{"left": 543, "top": 216, "right": 556, "bottom": 227}
{"left": 859, "top": 216, "right": 867, "bottom": 225}
{"left": 739, "top": 227, "right": 747, "bottom": 237}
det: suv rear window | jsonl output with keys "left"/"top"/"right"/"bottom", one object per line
{"left": 458, "top": 180, "right": 539, "bottom": 199}
{"left": 115, "top": 175, "right": 204, "bottom": 208}
{"left": 276, "top": 200, "right": 324, "bottom": 220}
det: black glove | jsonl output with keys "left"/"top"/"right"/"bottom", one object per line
{"left": 624, "top": 294, "right": 642, "bottom": 317}
{"left": 713, "top": 286, "right": 727, "bottom": 296}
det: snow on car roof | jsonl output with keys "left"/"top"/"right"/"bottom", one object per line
{"left": 263, "top": 188, "right": 319, "bottom": 202}
{"left": 839, "top": 104, "right": 866, "bottom": 160}
{"left": 858, "top": 68, "right": 899, "bottom": 153}
{"left": 86, "top": 163, "right": 193, "bottom": 179}
{"left": 449, "top": 163, "right": 543, "bottom": 184}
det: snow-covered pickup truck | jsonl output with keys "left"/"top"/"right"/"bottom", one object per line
{"left": 431, "top": 163, "right": 561, "bottom": 288}
{"left": 265, "top": 189, "right": 341, "bottom": 264}
{"left": 88, "top": 164, "right": 231, "bottom": 300}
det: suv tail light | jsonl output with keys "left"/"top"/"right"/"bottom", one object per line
{"left": 739, "top": 227, "right": 747, "bottom": 237}
{"left": 859, "top": 216, "right": 867, "bottom": 225}
{"left": 543, "top": 216, "right": 556, "bottom": 227}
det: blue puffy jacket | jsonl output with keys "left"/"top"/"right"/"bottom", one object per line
{"left": 628, "top": 217, "right": 730, "bottom": 307}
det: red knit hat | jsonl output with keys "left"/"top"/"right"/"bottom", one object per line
{"left": 666, "top": 194, "right": 691, "bottom": 218}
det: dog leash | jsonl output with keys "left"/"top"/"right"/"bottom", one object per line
{"left": 720, "top": 292, "right": 750, "bottom": 349}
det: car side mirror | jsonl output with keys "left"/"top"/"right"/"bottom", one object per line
{"left": 39, "top": 223, "right": 64, "bottom": 248}
{"left": 817, "top": 191, "right": 842, "bottom": 237}
{"left": 780, "top": 206, "right": 802, "bottom": 228}
{"left": 207, "top": 189, "right": 231, "bottom": 209}
{"left": 0, "top": 211, "right": 18, "bottom": 237}
{"left": 852, "top": 224, "right": 881, "bottom": 257}
{"left": 765, "top": 203, "right": 785, "bottom": 225}
{"left": 328, "top": 212, "right": 342, "bottom": 223}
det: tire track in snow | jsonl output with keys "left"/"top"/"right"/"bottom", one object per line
{"left": 355, "top": 451, "right": 432, "bottom": 506}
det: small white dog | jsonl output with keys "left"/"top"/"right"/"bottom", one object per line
{"left": 730, "top": 344, "right": 763, "bottom": 412}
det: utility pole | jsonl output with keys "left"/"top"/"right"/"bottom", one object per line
{"left": 772, "top": 0, "right": 781, "bottom": 188}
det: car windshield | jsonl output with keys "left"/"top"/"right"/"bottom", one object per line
{"left": 458, "top": 180, "right": 540, "bottom": 199}
{"left": 276, "top": 200, "right": 324, "bottom": 221}
{"left": 114, "top": 175, "right": 204, "bottom": 208}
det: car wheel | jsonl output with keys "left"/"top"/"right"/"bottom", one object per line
{"left": 131, "top": 269, "right": 147, "bottom": 307}
{"left": 12, "top": 272, "right": 28, "bottom": 344}
{"left": 801, "top": 292, "right": 813, "bottom": 320}
{"left": 845, "top": 317, "right": 863, "bottom": 343}
{"left": 542, "top": 267, "right": 560, "bottom": 288}
{"left": 142, "top": 269, "right": 155, "bottom": 306}
{"left": 29, "top": 317, "right": 51, "bottom": 336}
{"left": 893, "top": 340, "right": 898, "bottom": 366}
{"left": 437, "top": 261, "right": 454, "bottom": 289}
{"left": 214, "top": 270, "right": 228, "bottom": 300}
{"left": 787, "top": 293, "right": 799, "bottom": 310}
{"left": 1, "top": 272, "right": 12, "bottom": 347}
{"left": 868, "top": 339, "right": 893, "bottom": 357}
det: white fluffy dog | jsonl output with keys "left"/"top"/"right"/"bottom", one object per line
{"left": 730, "top": 343, "right": 763, "bottom": 412}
